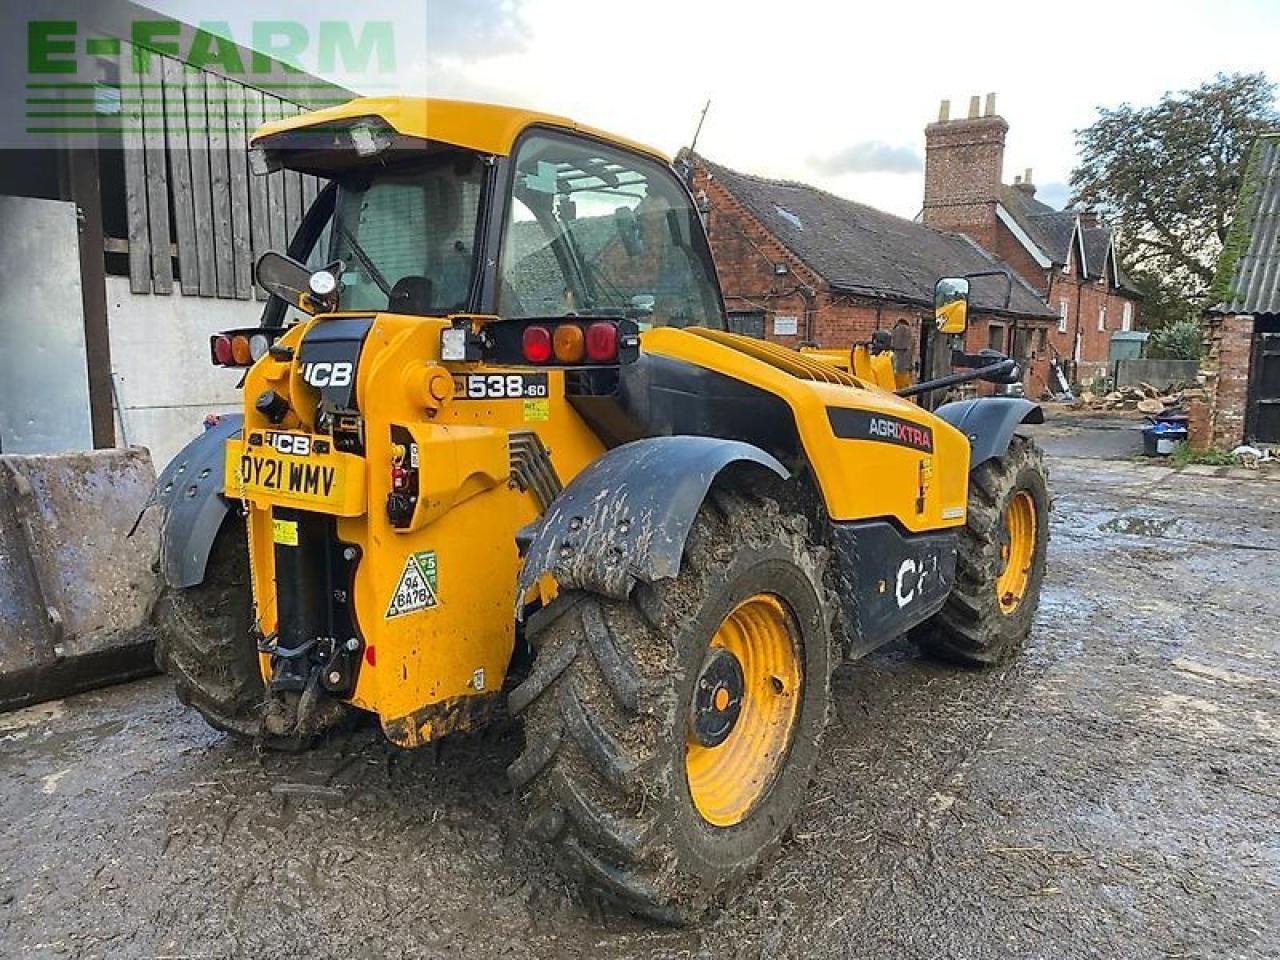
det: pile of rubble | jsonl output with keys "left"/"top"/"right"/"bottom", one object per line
{"left": 1073, "top": 382, "right": 1206, "bottom": 415}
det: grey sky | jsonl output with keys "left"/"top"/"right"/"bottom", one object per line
{"left": 810, "top": 142, "right": 922, "bottom": 176}
{"left": 143, "top": 0, "right": 1280, "bottom": 218}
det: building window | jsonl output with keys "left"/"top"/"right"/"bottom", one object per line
{"left": 1098, "top": 305, "right": 1107, "bottom": 332}
{"left": 727, "top": 310, "right": 766, "bottom": 338}
{"left": 988, "top": 323, "right": 1006, "bottom": 352}
{"left": 1058, "top": 300, "right": 1069, "bottom": 333}
{"left": 1122, "top": 301, "right": 1133, "bottom": 332}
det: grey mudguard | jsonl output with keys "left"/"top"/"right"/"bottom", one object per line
{"left": 148, "top": 414, "right": 243, "bottom": 588}
{"left": 515, "top": 435, "right": 788, "bottom": 608}
{"left": 934, "top": 398, "right": 1043, "bottom": 468}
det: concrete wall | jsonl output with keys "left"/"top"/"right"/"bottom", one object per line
{"left": 107, "top": 276, "right": 260, "bottom": 470}
{"left": 1113, "top": 359, "right": 1200, "bottom": 391}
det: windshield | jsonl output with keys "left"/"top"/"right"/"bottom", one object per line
{"left": 499, "top": 133, "right": 724, "bottom": 329}
{"left": 330, "top": 153, "right": 484, "bottom": 315}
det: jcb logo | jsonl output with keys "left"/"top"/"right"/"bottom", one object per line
{"left": 265, "top": 432, "right": 311, "bottom": 457}
{"left": 301, "top": 362, "right": 353, "bottom": 388}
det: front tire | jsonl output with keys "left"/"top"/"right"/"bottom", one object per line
{"left": 916, "top": 434, "right": 1050, "bottom": 666}
{"left": 508, "top": 492, "right": 833, "bottom": 922}
{"left": 154, "top": 520, "right": 329, "bottom": 749}
{"left": 155, "top": 520, "right": 266, "bottom": 739}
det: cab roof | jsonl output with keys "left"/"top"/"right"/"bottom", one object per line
{"left": 251, "top": 97, "right": 669, "bottom": 164}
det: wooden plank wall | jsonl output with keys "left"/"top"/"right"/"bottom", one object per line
{"left": 122, "top": 48, "right": 325, "bottom": 298}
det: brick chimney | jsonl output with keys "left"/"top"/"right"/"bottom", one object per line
{"left": 922, "top": 93, "right": 1007, "bottom": 251}
{"left": 1012, "top": 167, "right": 1035, "bottom": 198}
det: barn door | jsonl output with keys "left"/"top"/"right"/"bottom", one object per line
{"left": 1249, "top": 332, "right": 1280, "bottom": 444}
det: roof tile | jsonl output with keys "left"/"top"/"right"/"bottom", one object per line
{"left": 697, "top": 155, "right": 1054, "bottom": 320}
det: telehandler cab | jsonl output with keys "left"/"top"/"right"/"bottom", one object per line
{"left": 152, "top": 98, "right": 1049, "bottom": 921}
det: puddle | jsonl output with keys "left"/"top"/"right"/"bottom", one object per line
{"left": 1100, "top": 514, "right": 1176, "bottom": 537}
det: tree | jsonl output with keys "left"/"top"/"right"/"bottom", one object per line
{"left": 1147, "top": 319, "right": 1203, "bottom": 361}
{"left": 1071, "top": 72, "right": 1278, "bottom": 322}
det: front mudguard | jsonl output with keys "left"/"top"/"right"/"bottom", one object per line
{"left": 148, "top": 415, "right": 243, "bottom": 588}
{"left": 935, "top": 398, "right": 1043, "bottom": 469}
{"left": 515, "top": 436, "right": 788, "bottom": 607}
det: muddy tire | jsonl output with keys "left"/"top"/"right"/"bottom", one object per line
{"left": 916, "top": 434, "right": 1050, "bottom": 666}
{"left": 154, "top": 520, "right": 306, "bottom": 749}
{"left": 508, "top": 492, "right": 833, "bottom": 923}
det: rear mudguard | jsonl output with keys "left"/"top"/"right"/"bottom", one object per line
{"left": 515, "top": 435, "right": 787, "bottom": 606}
{"left": 935, "top": 398, "right": 1043, "bottom": 468}
{"left": 148, "top": 415, "right": 243, "bottom": 589}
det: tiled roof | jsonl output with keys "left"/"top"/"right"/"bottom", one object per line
{"left": 1210, "top": 133, "right": 1280, "bottom": 316}
{"left": 1000, "top": 186, "right": 1078, "bottom": 264}
{"left": 1081, "top": 228, "right": 1110, "bottom": 277}
{"left": 696, "top": 155, "right": 1054, "bottom": 321}
{"left": 999, "top": 184, "right": 1140, "bottom": 295}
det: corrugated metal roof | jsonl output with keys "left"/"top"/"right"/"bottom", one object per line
{"left": 1211, "top": 134, "right": 1280, "bottom": 316}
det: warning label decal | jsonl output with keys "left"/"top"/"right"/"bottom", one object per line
{"left": 385, "top": 551, "right": 439, "bottom": 619}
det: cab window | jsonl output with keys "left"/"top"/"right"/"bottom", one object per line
{"left": 499, "top": 132, "right": 724, "bottom": 329}
{"left": 331, "top": 154, "right": 484, "bottom": 315}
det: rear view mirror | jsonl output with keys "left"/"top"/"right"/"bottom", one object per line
{"left": 934, "top": 277, "right": 970, "bottom": 335}
{"left": 256, "top": 252, "right": 316, "bottom": 314}
{"left": 255, "top": 252, "right": 343, "bottom": 316}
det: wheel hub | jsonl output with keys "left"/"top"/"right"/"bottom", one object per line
{"left": 684, "top": 593, "right": 803, "bottom": 828}
{"left": 996, "top": 489, "right": 1038, "bottom": 614}
{"left": 690, "top": 648, "right": 746, "bottom": 747}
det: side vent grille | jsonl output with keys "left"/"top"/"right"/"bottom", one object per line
{"left": 509, "top": 432, "right": 562, "bottom": 512}
{"left": 687, "top": 328, "right": 861, "bottom": 387}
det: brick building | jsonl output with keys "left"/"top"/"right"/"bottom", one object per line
{"left": 685, "top": 152, "right": 1055, "bottom": 383}
{"left": 1199, "top": 133, "right": 1280, "bottom": 449}
{"left": 921, "top": 95, "right": 1142, "bottom": 388}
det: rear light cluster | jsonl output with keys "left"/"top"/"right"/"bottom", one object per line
{"left": 210, "top": 329, "right": 280, "bottom": 367}
{"left": 521, "top": 321, "right": 620, "bottom": 365}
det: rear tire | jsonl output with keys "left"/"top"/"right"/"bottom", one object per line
{"left": 154, "top": 520, "right": 310, "bottom": 749}
{"left": 916, "top": 434, "right": 1049, "bottom": 666}
{"left": 508, "top": 492, "right": 833, "bottom": 922}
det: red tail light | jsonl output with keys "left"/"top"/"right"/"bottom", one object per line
{"left": 585, "top": 322, "right": 619, "bottom": 362}
{"left": 522, "top": 325, "right": 553, "bottom": 363}
{"left": 212, "top": 335, "right": 234, "bottom": 365}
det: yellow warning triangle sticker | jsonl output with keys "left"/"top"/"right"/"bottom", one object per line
{"left": 385, "top": 551, "right": 439, "bottom": 619}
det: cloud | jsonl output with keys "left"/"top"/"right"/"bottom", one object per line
{"left": 1034, "top": 181, "right": 1071, "bottom": 210}
{"left": 426, "top": 0, "right": 532, "bottom": 62}
{"left": 810, "top": 141, "right": 922, "bottom": 176}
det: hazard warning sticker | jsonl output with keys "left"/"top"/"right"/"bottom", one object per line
{"left": 385, "top": 551, "right": 439, "bottom": 619}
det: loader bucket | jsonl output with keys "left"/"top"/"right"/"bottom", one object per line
{"left": 0, "top": 449, "right": 161, "bottom": 712}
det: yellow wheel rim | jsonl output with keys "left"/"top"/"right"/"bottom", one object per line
{"left": 996, "top": 490, "right": 1037, "bottom": 614}
{"left": 685, "top": 594, "right": 802, "bottom": 828}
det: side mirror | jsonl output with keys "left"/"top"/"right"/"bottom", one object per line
{"left": 254, "top": 252, "right": 342, "bottom": 316}
{"left": 934, "top": 277, "right": 970, "bottom": 335}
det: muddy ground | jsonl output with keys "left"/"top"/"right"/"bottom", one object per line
{"left": 1, "top": 422, "right": 1277, "bottom": 959}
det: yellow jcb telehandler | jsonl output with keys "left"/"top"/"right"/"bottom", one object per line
{"left": 151, "top": 98, "right": 1049, "bottom": 922}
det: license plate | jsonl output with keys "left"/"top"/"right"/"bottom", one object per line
{"left": 224, "top": 433, "right": 365, "bottom": 515}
